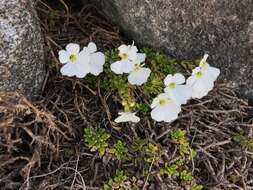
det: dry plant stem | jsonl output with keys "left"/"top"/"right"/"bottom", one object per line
{"left": 142, "top": 157, "right": 155, "bottom": 190}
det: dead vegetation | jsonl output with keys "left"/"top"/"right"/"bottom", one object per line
{"left": 0, "top": 0, "right": 253, "bottom": 189}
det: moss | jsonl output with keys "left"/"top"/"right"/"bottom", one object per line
{"left": 83, "top": 47, "right": 198, "bottom": 115}
{"left": 233, "top": 133, "right": 253, "bottom": 152}
{"left": 141, "top": 48, "right": 179, "bottom": 75}
{"left": 90, "top": 47, "right": 197, "bottom": 114}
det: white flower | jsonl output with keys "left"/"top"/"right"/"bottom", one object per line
{"left": 186, "top": 54, "right": 220, "bottom": 99}
{"left": 110, "top": 43, "right": 138, "bottom": 74}
{"left": 114, "top": 112, "right": 140, "bottom": 123}
{"left": 150, "top": 93, "right": 181, "bottom": 122}
{"left": 186, "top": 67, "right": 214, "bottom": 99}
{"left": 83, "top": 42, "right": 105, "bottom": 76}
{"left": 199, "top": 54, "right": 220, "bottom": 81}
{"left": 164, "top": 73, "right": 192, "bottom": 105}
{"left": 59, "top": 43, "right": 90, "bottom": 78}
{"left": 128, "top": 53, "right": 151, "bottom": 85}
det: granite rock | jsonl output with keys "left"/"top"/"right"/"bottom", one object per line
{"left": 0, "top": 0, "right": 45, "bottom": 99}
{"left": 95, "top": 0, "right": 253, "bottom": 99}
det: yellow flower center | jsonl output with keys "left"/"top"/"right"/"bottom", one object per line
{"left": 130, "top": 102, "right": 135, "bottom": 107}
{"left": 119, "top": 53, "right": 128, "bottom": 60}
{"left": 159, "top": 99, "right": 167, "bottom": 106}
{"left": 195, "top": 71, "right": 203, "bottom": 78}
{"left": 69, "top": 54, "right": 77, "bottom": 63}
{"left": 168, "top": 82, "right": 176, "bottom": 89}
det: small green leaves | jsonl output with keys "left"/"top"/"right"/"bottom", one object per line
{"left": 110, "top": 140, "right": 129, "bottom": 160}
{"left": 159, "top": 129, "right": 202, "bottom": 188}
{"left": 170, "top": 129, "right": 186, "bottom": 143}
{"left": 179, "top": 170, "right": 194, "bottom": 182}
{"left": 160, "top": 163, "right": 179, "bottom": 177}
{"left": 170, "top": 129, "right": 189, "bottom": 156}
{"left": 189, "top": 149, "right": 197, "bottom": 160}
{"left": 179, "top": 143, "right": 190, "bottom": 156}
{"left": 136, "top": 103, "right": 150, "bottom": 114}
{"left": 160, "top": 165, "right": 195, "bottom": 183}
{"left": 144, "top": 143, "right": 161, "bottom": 163}
{"left": 84, "top": 127, "right": 110, "bottom": 157}
{"left": 190, "top": 184, "right": 203, "bottom": 190}
{"left": 233, "top": 134, "right": 253, "bottom": 152}
{"left": 143, "top": 73, "right": 163, "bottom": 96}
{"left": 142, "top": 48, "right": 178, "bottom": 75}
{"left": 102, "top": 170, "right": 128, "bottom": 190}
{"left": 160, "top": 164, "right": 201, "bottom": 188}
{"left": 169, "top": 129, "right": 197, "bottom": 159}
{"left": 100, "top": 48, "right": 187, "bottom": 114}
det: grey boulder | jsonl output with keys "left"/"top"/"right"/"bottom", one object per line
{"left": 0, "top": 0, "right": 45, "bottom": 99}
{"left": 95, "top": 0, "right": 253, "bottom": 99}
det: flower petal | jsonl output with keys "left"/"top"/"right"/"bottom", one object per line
{"left": 150, "top": 93, "right": 169, "bottom": 108}
{"left": 60, "top": 63, "right": 76, "bottom": 77}
{"left": 151, "top": 100, "right": 181, "bottom": 122}
{"left": 115, "top": 112, "right": 140, "bottom": 123}
{"left": 192, "top": 67, "right": 202, "bottom": 75}
{"left": 151, "top": 97, "right": 159, "bottom": 109}
{"left": 77, "top": 50, "right": 90, "bottom": 64}
{"left": 73, "top": 52, "right": 91, "bottom": 78}
{"left": 191, "top": 78, "right": 214, "bottom": 99}
{"left": 89, "top": 52, "right": 105, "bottom": 76}
{"left": 151, "top": 107, "right": 166, "bottom": 122}
{"left": 87, "top": 42, "right": 97, "bottom": 54}
{"left": 74, "top": 60, "right": 90, "bottom": 78}
{"left": 128, "top": 68, "right": 151, "bottom": 85}
{"left": 163, "top": 103, "right": 181, "bottom": 122}
{"left": 137, "top": 53, "right": 146, "bottom": 63}
{"left": 165, "top": 85, "right": 192, "bottom": 105}
{"left": 118, "top": 44, "right": 129, "bottom": 53}
{"left": 110, "top": 61, "right": 124, "bottom": 74}
{"left": 186, "top": 75, "right": 196, "bottom": 87}
{"left": 111, "top": 60, "right": 134, "bottom": 74}
{"left": 122, "top": 60, "right": 135, "bottom": 73}
{"left": 66, "top": 43, "right": 80, "bottom": 54}
{"left": 206, "top": 67, "right": 220, "bottom": 81}
{"left": 58, "top": 50, "right": 70, "bottom": 64}
{"left": 173, "top": 73, "right": 185, "bottom": 84}
{"left": 128, "top": 47, "right": 138, "bottom": 60}
{"left": 164, "top": 74, "right": 173, "bottom": 86}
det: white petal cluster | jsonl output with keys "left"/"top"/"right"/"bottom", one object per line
{"left": 150, "top": 54, "right": 220, "bottom": 122}
{"left": 111, "top": 43, "right": 151, "bottom": 86}
{"left": 150, "top": 73, "right": 190, "bottom": 123}
{"left": 83, "top": 42, "right": 105, "bottom": 76}
{"left": 128, "top": 54, "right": 151, "bottom": 85}
{"left": 59, "top": 43, "right": 220, "bottom": 124}
{"left": 150, "top": 93, "right": 181, "bottom": 122}
{"left": 186, "top": 54, "right": 220, "bottom": 99}
{"left": 164, "top": 73, "right": 192, "bottom": 105}
{"left": 114, "top": 112, "right": 140, "bottom": 123}
{"left": 110, "top": 44, "right": 138, "bottom": 74}
{"left": 58, "top": 42, "right": 105, "bottom": 78}
{"left": 59, "top": 43, "right": 90, "bottom": 78}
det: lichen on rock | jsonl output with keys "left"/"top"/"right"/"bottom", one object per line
{"left": 0, "top": 0, "right": 45, "bottom": 99}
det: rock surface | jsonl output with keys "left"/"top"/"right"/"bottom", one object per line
{"left": 95, "top": 0, "right": 253, "bottom": 99}
{"left": 0, "top": 0, "right": 45, "bottom": 98}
